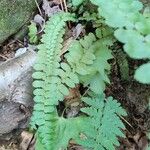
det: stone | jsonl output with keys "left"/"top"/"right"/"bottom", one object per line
{"left": 0, "top": 0, "right": 41, "bottom": 44}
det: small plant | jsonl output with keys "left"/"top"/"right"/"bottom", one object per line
{"left": 72, "top": 0, "right": 150, "bottom": 84}
{"left": 89, "top": 0, "right": 150, "bottom": 84}
{"left": 77, "top": 94, "right": 127, "bottom": 150}
{"left": 65, "top": 32, "right": 113, "bottom": 94}
{"left": 28, "top": 21, "right": 38, "bottom": 44}
{"left": 30, "top": 11, "right": 126, "bottom": 150}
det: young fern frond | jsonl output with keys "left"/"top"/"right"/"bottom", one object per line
{"left": 65, "top": 33, "right": 113, "bottom": 94}
{"left": 30, "top": 12, "right": 80, "bottom": 150}
{"left": 76, "top": 94, "right": 127, "bottom": 150}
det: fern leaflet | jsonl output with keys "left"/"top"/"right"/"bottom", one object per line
{"left": 76, "top": 94, "right": 127, "bottom": 150}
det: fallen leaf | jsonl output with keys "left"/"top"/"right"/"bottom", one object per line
{"left": 34, "top": 14, "right": 45, "bottom": 27}
{"left": 20, "top": 131, "right": 34, "bottom": 150}
{"left": 42, "top": 0, "right": 61, "bottom": 17}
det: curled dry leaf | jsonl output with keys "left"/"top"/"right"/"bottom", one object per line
{"left": 34, "top": 14, "right": 45, "bottom": 28}
{"left": 42, "top": 0, "right": 61, "bottom": 17}
{"left": 64, "top": 86, "right": 81, "bottom": 118}
{"left": 72, "top": 24, "right": 85, "bottom": 39}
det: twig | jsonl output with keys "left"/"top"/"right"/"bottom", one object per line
{"left": 34, "top": 0, "right": 42, "bottom": 16}
{"left": 62, "top": 0, "right": 71, "bottom": 28}
{"left": 0, "top": 54, "right": 8, "bottom": 60}
{"left": 119, "top": 115, "right": 134, "bottom": 129}
{"left": 62, "top": 0, "right": 68, "bottom": 12}
{"left": 59, "top": 0, "right": 64, "bottom": 11}
{"left": 82, "top": 87, "right": 90, "bottom": 97}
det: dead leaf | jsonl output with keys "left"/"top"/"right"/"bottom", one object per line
{"left": 64, "top": 86, "right": 81, "bottom": 118}
{"left": 60, "top": 37, "right": 74, "bottom": 56}
{"left": 20, "top": 131, "right": 34, "bottom": 150}
{"left": 72, "top": 24, "right": 85, "bottom": 39}
{"left": 34, "top": 14, "right": 45, "bottom": 27}
{"left": 65, "top": 86, "right": 81, "bottom": 107}
{"left": 133, "top": 133, "right": 148, "bottom": 150}
{"left": 42, "top": 0, "right": 61, "bottom": 17}
{"left": 53, "top": 0, "right": 61, "bottom": 5}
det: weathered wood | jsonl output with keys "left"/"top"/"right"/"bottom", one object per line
{"left": 0, "top": 50, "right": 36, "bottom": 139}
{"left": 0, "top": 101, "right": 30, "bottom": 137}
{"left": 0, "top": 50, "right": 36, "bottom": 101}
{"left": 0, "top": 70, "right": 34, "bottom": 139}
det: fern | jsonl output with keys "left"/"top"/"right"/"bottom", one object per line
{"left": 35, "top": 116, "right": 88, "bottom": 150}
{"left": 65, "top": 32, "right": 113, "bottom": 94}
{"left": 89, "top": 0, "right": 150, "bottom": 84}
{"left": 30, "top": 12, "right": 80, "bottom": 150}
{"left": 76, "top": 94, "right": 127, "bottom": 150}
{"left": 30, "top": 10, "right": 127, "bottom": 150}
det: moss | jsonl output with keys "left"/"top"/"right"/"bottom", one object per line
{"left": 0, "top": 0, "right": 41, "bottom": 44}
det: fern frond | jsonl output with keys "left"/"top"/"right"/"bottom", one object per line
{"left": 65, "top": 33, "right": 113, "bottom": 94}
{"left": 76, "top": 94, "right": 127, "bottom": 150}
{"left": 35, "top": 117, "right": 88, "bottom": 150}
{"left": 30, "top": 12, "right": 80, "bottom": 150}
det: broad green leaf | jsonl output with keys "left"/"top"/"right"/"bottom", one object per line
{"left": 72, "top": 0, "right": 84, "bottom": 6}
{"left": 114, "top": 29, "right": 144, "bottom": 44}
{"left": 134, "top": 63, "right": 150, "bottom": 84}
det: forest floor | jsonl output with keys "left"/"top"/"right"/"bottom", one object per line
{"left": 0, "top": 0, "right": 150, "bottom": 150}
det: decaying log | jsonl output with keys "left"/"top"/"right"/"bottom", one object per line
{"left": 0, "top": 50, "right": 36, "bottom": 101}
{"left": 0, "top": 50, "right": 36, "bottom": 139}
{"left": 0, "top": 102, "right": 30, "bottom": 138}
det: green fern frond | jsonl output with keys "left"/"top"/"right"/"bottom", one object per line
{"left": 30, "top": 9, "right": 128, "bottom": 150}
{"left": 35, "top": 117, "right": 88, "bottom": 150}
{"left": 65, "top": 33, "right": 113, "bottom": 94}
{"left": 76, "top": 94, "right": 127, "bottom": 150}
{"left": 30, "top": 12, "right": 80, "bottom": 150}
